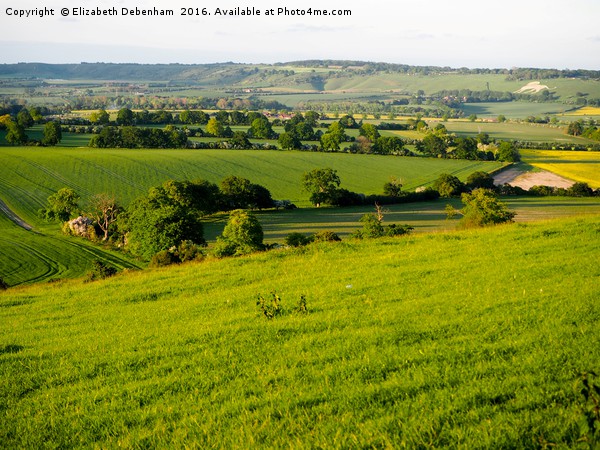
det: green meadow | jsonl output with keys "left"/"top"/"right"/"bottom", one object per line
{"left": 1, "top": 215, "right": 599, "bottom": 448}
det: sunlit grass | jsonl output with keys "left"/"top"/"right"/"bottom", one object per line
{"left": 1, "top": 215, "right": 599, "bottom": 448}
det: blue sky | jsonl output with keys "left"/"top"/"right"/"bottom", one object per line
{"left": 1, "top": 0, "right": 599, "bottom": 69}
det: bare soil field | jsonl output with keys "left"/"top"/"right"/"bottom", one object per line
{"left": 493, "top": 167, "right": 574, "bottom": 189}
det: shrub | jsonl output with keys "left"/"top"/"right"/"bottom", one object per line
{"left": 86, "top": 260, "right": 117, "bottom": 282}
{"left": 385, "top": 223, "right": 414, "bottom": 236}
{"left": 284, "top": 232, "right": 313, "bottom": 247}
{"left": 0, "top": 277, "right": 8, "bottom": 290}
{"left": 149, "top": 241, "right": 205, "bottom": 267}
{"left": 459, "top": 188, "right": 515, "bottom": 228}
{"left": 312, "top": 231, "right": 341, "bottom": 242}
{"left": 214, "top": 209, "right": 264, "bottom": 257}
{"left": 149, "top": 250, "right": 179, "bottom": 268}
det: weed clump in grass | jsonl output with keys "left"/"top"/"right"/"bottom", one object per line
{"left": 256, "top": 292, "right": 309, "bottom": 319}
{"left": 257, "top": 292, "right": 283, "bottom": 319}
{"left": 85, "top": 260, "right": 117, "bottom": 282}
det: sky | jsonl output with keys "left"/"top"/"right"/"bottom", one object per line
{"left": 1, "top": 0, "right": 599, "bottom": 69}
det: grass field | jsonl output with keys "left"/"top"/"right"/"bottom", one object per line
{"left": 460, "top": 102, "right": 574, "bottom": 119}
{"left": 203, "top": 197, "right": 600, "bottom": 243}
{"left": 521, "top": 149, "right": 600, "bottom": 188}
{"left": 1, "top": 215, "right": 599, "bottom": 448}
{"left": 0, "top": 148, "right": 506, "bottom": 220}
{"left": 0, "top": 214, "right": 141, "bottom": 287}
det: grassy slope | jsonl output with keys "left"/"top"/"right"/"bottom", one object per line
{"left": 1, "top": 215, "right": 599, "bottom": 448}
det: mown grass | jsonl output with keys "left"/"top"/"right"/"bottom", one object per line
{"left": 521, "top": 149, "right": 600, "bottom": 188}
{"left": 1, "top": 215, "right": 599, "bottom": 448}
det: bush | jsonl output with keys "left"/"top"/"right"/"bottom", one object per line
{"left": 386, "top": 223, "right": 414, "bottom": 236}
{"left": 284, "top": 232, "right": 313, "bottom": 247}
{"left": 86, "top": 260, "right": 117, "bottom": 282}
{"left": 459, "top": 188, "right": 515, "bottom": 228}
{"left": 149, "top": 241, "right": 205, "bottom": 267}
{"left": 214, "top": 209, "right": 265, "bottom": 257}
{"left": 149, "top": 250, "right": 180, "bottom": 268}
{"left": 0, "top": 277, "right": 8, "bottom": 290}
{"left": 312, "top": 231, "right": 341, "bottom": 242}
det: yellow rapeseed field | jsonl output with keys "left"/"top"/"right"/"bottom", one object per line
{"left": 521, "top": 149, "right": 600, "bottom": 188}
{"left": 564, "top": 106, "right": 600, "bottom": 116}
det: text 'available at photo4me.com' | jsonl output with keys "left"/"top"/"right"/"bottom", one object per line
{"left": 4, "top": 5, "right": 353, "bottom": 19}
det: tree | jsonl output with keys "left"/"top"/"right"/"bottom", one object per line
{"left": 249, "top": 118, "right": 274, "bottom": 139}
{"left": 496, "top": 141, "right": 521, "bottom": 162}
{"left": 567, "top": 121, "right": 584, "bottom": 136}
{"left": 422, "top": 133, "right": 448, "bottom": 157}
{"left": 320, "top": 132, "right": 342, "bottom": 151}
{"left": 359, "top": 123, "right": 380, "bottom": 142}
{"left": 123, "top": 182, "right": 206, "bottom": 259}
{"left": 338, "top": 115, "right": 357, "bottom": 128}
{"left": 116, "top": 108, "right": 135, "bottom": 126}
{"left": 39, "top": 187, "right": 80, "bottom": 222}
{"left": 375, "top": 136, "right": 406, "bottom": 155}
{"left": 90, "top": 109, "right": 110, "bottom": 125}
{"left": 219, "top": 176, "right": 273, "bottom": 210}
{"left": 0, "top": 115, "right": 27, "bottom": 145}
{"left": 278, "top": 132, "right": 302, "bottom": 150}
{"left": 213, "top": 209, "right": 264, "bottom": 257}
{"left": 87, "top": 193, "right": 121, "bottom": 241}
{"left": 229, "top": 131, "right": 252, "bottom": 149}
{"left": 567, "top": 182, "right": 593, "bottom": 197}
{"left": 42, "top": 121, "right": 62, "bottom": 146}
{"left": 466, "top": 171, "right": 495, "bottom": 190}
{"left": 383, "top": 176, "right": 403, "bottom": 197}
{"left": 17, "top": 109, "right": 34, "bottom": 128}
{"left": 453, "top": 137, "right": 478, "bottom": 160}
{"left": 433, "top": 173, "right": 464, "bottom": 197}
{"left": 301, "top": 168, "right": 341, "bottom": 207}
{"left": 459, "top": 188, "right": 515, "bottom": 227}
{"left": 294, "top": 122, "right": 315, "bottom": 140}
{"left": 303, "top": 111, "right": 320, "bottom": 127}
{"left": 206, "top": 117, "right": 225, "bottom": 137}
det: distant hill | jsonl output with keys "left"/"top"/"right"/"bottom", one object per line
{"left": 1, "top": 61, "right": 599, "bottom": 82}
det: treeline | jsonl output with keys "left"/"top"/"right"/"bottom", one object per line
{"left": 435, "top": 89, "right": 557, "bottom": 105}
{"left": 566, "top": 119, "right": 600, "bottom": 142}
{"left": 282, "top": 61, "right": 600, "bottom": 79}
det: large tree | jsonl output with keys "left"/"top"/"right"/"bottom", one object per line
{"left": 249, "top": 117, "right": 275, "bottom": 139}
{"left": 123, "top": 181, "right": 206, "bottom": 259}
{"left": 433, "top": 173, "right": 465, "bottom": 197}
{"left": 39, "top": 188, "right": 80, "bottom": 222}
{"left": 116, "top": 108, "right": 135, "bottom": 126}
{"left": 301, "top": 168, "right": 341, "bottom": 207}
{"left": 42, "top": 121, "right": 62, "bottom": 146}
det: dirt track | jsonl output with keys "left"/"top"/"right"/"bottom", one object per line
{"left": 0, "top": 198, "right": 33, "bottom": 231}
{"left": 493, "top": 167, "right": 574, "bottom": 190}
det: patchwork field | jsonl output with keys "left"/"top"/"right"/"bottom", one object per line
{"left": 1, "top": 215, "right": 599, "bottom": 448}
